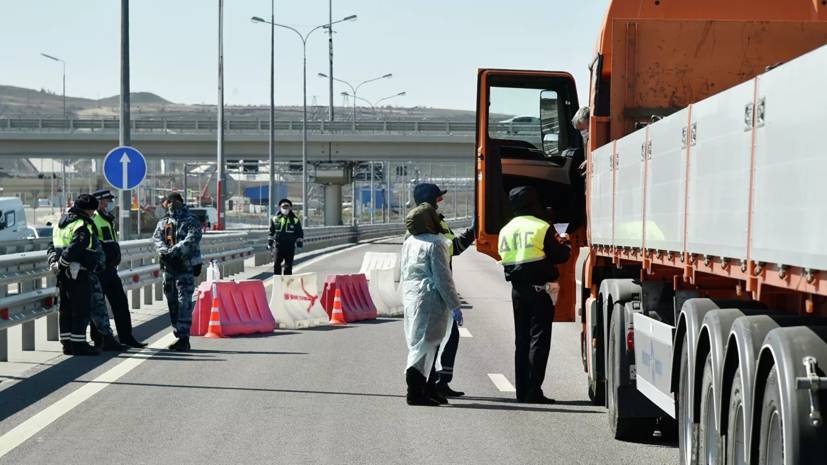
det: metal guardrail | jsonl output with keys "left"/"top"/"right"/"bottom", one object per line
{"left": 0, "top": 118, "right": 478, "bottom": 135}
{"left": 0, "top": 219, "right": 470, "bottom": 361}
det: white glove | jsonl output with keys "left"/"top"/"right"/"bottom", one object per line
{"left": 49, "top": 262, "right": 60, "bottom": 275}
{"left": 69, "top": 262, "right": 81, "bottom": 280}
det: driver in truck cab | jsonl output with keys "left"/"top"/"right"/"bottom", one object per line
{"left": 498, "top": 186, "right": 571, "bottom": 404}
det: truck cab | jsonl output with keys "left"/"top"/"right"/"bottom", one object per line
{"left": 475, "top": 70, "right": 585, "bottom": 321}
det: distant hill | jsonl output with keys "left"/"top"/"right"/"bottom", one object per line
{"left": 0, "top": 84, "right": 478, "bottom": 121}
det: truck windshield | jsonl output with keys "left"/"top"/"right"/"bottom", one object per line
{"left": 487, "top": 85, "right": 561, "bottom": 158}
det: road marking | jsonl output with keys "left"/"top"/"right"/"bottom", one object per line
{"left": 0, "top": 240, "right": 385, "bottom": 459}
{"left": 487, "top": 373, "right": 516, "bottom": 392}
{"left": 0, "top": 333, "right": 177, "bottom": 459}
{"left": 458, "top": 327, "right": 473, "bottom": 338}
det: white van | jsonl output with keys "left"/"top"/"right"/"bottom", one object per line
{"left": 0, "top": 197, "right": 30, "bottom": 241}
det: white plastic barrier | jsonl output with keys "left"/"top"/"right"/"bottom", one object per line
{"left": 359, "top": 252, "right": 401, "bottom": 283}
{"left": 269, "top": 272, "right": 330, "bottom": 329}
{"left": 368, "top": 268, "right": 403, "bottom": 317}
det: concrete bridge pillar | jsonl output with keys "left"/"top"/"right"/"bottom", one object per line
{"left": 324, "top": 184, "right": 343, "bottom": 226}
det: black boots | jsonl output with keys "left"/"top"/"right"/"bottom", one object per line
{"left": 70, "top": 341, "right": 99, "bottom": 356}
{"left": 435, "top": 383, "right": 465, "bottom": 398}
{"left": 167, "top": 337, "right": 190, "bottom": 352}
{"left": 406, "top": 368, "right": 439, "bottom": 406}
{"left": 120, "top": 335, "right": 148, "bottom": 349}
{"left": 95, "top": 335, "right": 125, "bottom": 352}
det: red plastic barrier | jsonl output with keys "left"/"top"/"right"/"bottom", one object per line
{"left": 320, "top": 274, "right": 377, "bottom": 322}
{"left": 191, "top": 280, "right": 276, "bottom": 337}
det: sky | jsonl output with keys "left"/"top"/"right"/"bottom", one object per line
{"left": 0, "top": 0, "right": 610, "bottom": 111}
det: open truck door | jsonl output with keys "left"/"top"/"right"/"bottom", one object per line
{"left": 474, "top": 69, "right": 585, "bottom": 321}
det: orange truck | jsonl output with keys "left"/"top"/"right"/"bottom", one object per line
{"left": 473, "top": 1, "right": 827, "bottom": 464}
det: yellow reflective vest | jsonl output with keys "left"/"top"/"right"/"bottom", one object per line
{"left": 498, "top": 215, "right": 550, "bottom": 265}
{"left": 52, "top": 219, "right": 94, "bottom": 250}
{"left": 92, "top": 212, "right": 117, "bottom": 243}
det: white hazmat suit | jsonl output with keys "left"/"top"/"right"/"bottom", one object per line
{"left": 401, "top": 233, "right": 462, "bottom": 377}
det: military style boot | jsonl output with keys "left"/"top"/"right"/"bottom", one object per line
{"left": 168, "top": 336, "right": 191, "bottom": 352}
{"left": 406, "top": 368, "right": 439, "bottom": 407}
{"left": 70, "top": 341, "right": 99, "bottom": 356}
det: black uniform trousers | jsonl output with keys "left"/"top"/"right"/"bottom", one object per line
{"left": 511, "top": 282, "right": 555, "bottom": 401}
{"left": 273, "top": 244, "right": 296, "bottom": 276}
{"left": 89, "top": 266, "right": 135, "bottom": 341}
{"left": 435, "top": 320, "right": 460, "bottom": 385}
{"left": 58, "top": 270, "right": 93, "bottom": 343}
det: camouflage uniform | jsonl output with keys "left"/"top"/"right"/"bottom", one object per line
{"left": 152, "top": 205, "right": 202, "bottom": 338}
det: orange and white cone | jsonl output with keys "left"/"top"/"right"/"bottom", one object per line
{"left": 204, "top": 294, "right": 224, "bottom": 338}
{"left": 329, "top": 288, "right": 347, "bottom": 325}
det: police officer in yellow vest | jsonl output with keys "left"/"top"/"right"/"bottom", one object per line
{"left": 46, "top": 194, "right": 103, "bottom": 356}
{"left": 90, "top": 190, "right": 147, "bottom": 348}
{"left": 499, "top": 186, "right": 571, "bottom": 404}
{"left": 268, "top": 198, "right": 304, "bottom": 275}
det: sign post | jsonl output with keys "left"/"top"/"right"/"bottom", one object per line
{"left": 103, "top": 145, "right": 147, "bottom": 238}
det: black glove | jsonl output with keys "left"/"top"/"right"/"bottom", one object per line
{"left": 192, "top": 264, "right": 202, "bottom": 277}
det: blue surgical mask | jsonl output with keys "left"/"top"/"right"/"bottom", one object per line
{"left": 105, "top": 202, "right": 115, "bottom": 213}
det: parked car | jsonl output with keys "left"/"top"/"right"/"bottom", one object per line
{"left": 26, "top": 226, "right": 54, "bottom": 239}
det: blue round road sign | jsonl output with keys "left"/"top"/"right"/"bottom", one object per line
{"left": 103, "top": 146, "right": 147, "bottom": 190}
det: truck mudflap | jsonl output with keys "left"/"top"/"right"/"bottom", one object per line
{"left": 752, "top": 326, "right": 827, "bottom": 465}
{"left": 634, "top": 312, "right": 676, "bottom": 417}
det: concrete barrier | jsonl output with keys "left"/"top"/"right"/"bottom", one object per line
{"left": 368, "top": 268, "right": 403, "bottom": 317}
{"left": 268, "top": 273, "right": 329, "bottom": 329}
{"left": 358, "top": 252, "right": 401, "bottom": 282}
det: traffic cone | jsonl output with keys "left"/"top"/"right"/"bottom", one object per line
{"left": 329, "top": 288, "right": 347, "bottom": 325}
{"left": 204, "top": 294, "right": 224, "bottom": 338}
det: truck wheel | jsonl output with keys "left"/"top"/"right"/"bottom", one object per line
{"left": 607, "top": 306, "right": 654, "bottom": 440}
{"left": 678, "top": 333, "right": 699, "bottom": 465}
{"left": 725, "top": 366, "right": 748, "bottom": 465}
{"left": 697, "top": 353, "right": 722, "bottom": 465}
{"left": 757, "top": 366, "right": 784, "bottom": 465}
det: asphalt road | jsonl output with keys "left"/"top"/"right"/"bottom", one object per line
{"left": 0, "top": 239, "right": 677, "bottom": 465}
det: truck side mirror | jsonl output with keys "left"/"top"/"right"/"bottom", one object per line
{"left": 539, "top": 89, "right": 561, "bottom": 159}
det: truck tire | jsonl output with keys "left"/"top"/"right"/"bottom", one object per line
{"left": 607, "top": 306, "right": 654, "bottom": 440}
{"left": 757, "top": 366, "right": 784, "bottom": 465}
{"left": 678, "top": 333, "right": 699, "bottom": 465}
{"left": 724, "top": 366, "right": 748, "bottom": 465}
{"left": 697, "top": 353, "right": 722, "bottom": 465}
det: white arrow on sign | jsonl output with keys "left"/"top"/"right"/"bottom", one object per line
{"left": 119, "top": 152, "right": 131, "bottom": 190}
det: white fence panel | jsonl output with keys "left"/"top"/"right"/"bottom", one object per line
{"left": 686, "top": 79, "right": 755, "bottom": 260}
{"left": 614, "top": 130, "right": 647, "bottom": 249}
{"left": 752, "top": 45, "right": 827, "bottom": 271}
{"left": 589, "top": 144, "right": 614, "bottom": 246}
{"left": 645, "top": 107, "right": 690, "bottom": 253}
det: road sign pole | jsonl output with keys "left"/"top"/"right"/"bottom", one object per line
{"left": 119, "top": 0, "right": 132, "bottom": 239}
{"left": 216, "top": 0, "right": 225, "bottom": 230}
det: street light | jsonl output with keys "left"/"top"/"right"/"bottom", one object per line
{"left": 374, "top": 91, "right": 406, "bottom": 107}
{"left": 40, "top": 52, "right": 68, "bottom": 208}
{"left": 251, "top": 14, "right": 356, "bottom": 224}
{"left": 318, "top": 72, "right": 392, "bottom": 123}
{"left": 341, "top": 91, "right": 406, "bottom": 118}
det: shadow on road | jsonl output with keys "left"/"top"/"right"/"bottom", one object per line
{"left": 447, "top": 401, "right": 603, "bottom": 414}
{"left": 0, "top": 311, "right": 171, "bottom": 422}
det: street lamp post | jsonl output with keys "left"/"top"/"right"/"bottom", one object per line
{"left": 251, "top": 14, "right": 356, "bottom": 224}
{"left": 40, "top": 52, "right": 68, "bottom": 208}
{"left": 341, "top": 90, "right": 405, "bottom": 118}
{"left": 317, "top": 73, "right": 392, "bottom": 124}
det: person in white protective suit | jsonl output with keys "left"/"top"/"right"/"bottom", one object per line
{"left": 401, "top": 203, "right": 462, "bottom": 406}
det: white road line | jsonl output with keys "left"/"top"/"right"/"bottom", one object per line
{"left": 458, "top": 327, "right": 473, "bottom": 338}
{"left": 294, "top": 242, "right": 373, "bottom": 271}
{"left": 0, "top": 333, "right": 177, "bottom": 459}
{"left": 487, "top": 373, "right": 516, "bottom": 392}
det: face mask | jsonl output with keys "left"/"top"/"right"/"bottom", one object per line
{"left": 280, "top": 207, "right": 290, "bottom": 215}
{"left": 580, "top": 129, "right": 589, "bottom": 144}
{"left": 104, "top": 202, "right": 115, "bottom": 213}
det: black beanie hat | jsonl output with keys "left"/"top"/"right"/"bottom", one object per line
{"left": 74, "top": 194, "right": 99, "bottom": 211}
